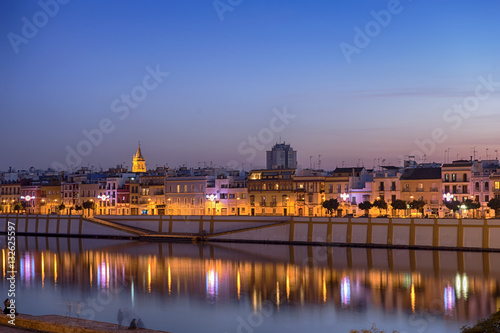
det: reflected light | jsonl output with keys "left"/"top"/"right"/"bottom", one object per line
{"left": 148, "top": 263, "right": 152, "bottom": 294}
{"left": 411, "top": 284, "right": 415, "bottom": 313}
{"left": 322, "top": 276, "right": 327, "bottom": 303}
{"left": 41, "top": 252, "right": 45, "bottom": 288}
{"left": 341, "top": 276, "right": 351, "bottom": 306}
{"left": 455, "top": 273, "right": 468, "bottom": 300}
{"left": 54, "top": 254, "right": 57, "bottom": 287}
{"left": 206, "top": 269, "right": 218, "bottom": 298}
{"left": 2, "top": 249, "right": 5, "bottom": 278}
{"left": 276, "top": 281, "right": 280, "bottom": 310}
{"left": 168, "top": 264, "right": 171, "bottom": 295}
{"left": 237, "top": 270, "right": 241, "bottom": 300}
{"left": 444, "top": 285, "right": 456, "bottom": 315}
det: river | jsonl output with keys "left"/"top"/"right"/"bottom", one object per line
{"left": 1, "top": 236, "right": 499, "bottom": 333}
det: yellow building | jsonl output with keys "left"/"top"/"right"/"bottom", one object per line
{"left": 132, "top": 143, "right": 146, "bottom": 173}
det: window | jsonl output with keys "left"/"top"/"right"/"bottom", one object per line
{"left": 475, "top": 195, "right": 480, "bottom": 202}
{"left": 463, "top": 185, "right": 468, "bottom": 194}
{"left": 475, "top": 182, "right": 480, "bottom": 191}
{"left": 240, "top": 194, "right": 246, "bottom": 199}
{"left": 391, "top": 181, "right": 396, "bottom": 191}
{"left": 485, "top": 195, "right": 489, "bottom": 202}
{"left": 445, "top": 174, "right": 450, "bottom": 182}
{"left": 191, "top": 198, "right": 195, "bottom": 205}
{"left": 176, "top": 185, "right": 180, "bottom": 193}
{"left": 337, "top": 185, "right": 341, "bottom": 193}
{"left": 308, "top": 194, "right": 313, "bottom": 203}
{"left": 391, "top": 195, "right": 396, "bottom": 202}
{"left": 452, "top": 173, "right": 457, "bottom": 182}
{"left": 495, "top": 181, "right": 500, "bottom": 190}
{"left": 191, "top": 185, "right": 195, "bottom": 192}
{"left": 463, "top": 174, "right": 468, "bottom": 182}
{"left": 329, "top": 185, "right": 333, "bottom": 193}
{"left": 184, "top": 185, "right": 188, "bottom": 193}
{"left": 485, "top": 182, "right": 489, "bottom": 190}
{"left": 444, "top": 185, "right": 450, "bottom": 193}
{"left": 351, "top": 197, "right": 356, "bottom": 205}
{"left": 220, "top": 193, "right": 228, "bottom": 199}
{"left": 229, "top": 194, "right": 235, "bottom": 199}
{"left": 344, "top": 185, "right": 348, "bottom": 192}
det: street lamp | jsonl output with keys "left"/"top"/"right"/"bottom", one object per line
{"left": 206, "top": 194, "right": 217, "bottom": 215}
{"left": 236, "top": 197, "right": 240, "bottom": 216}
{"left": 340, "top": 193, "right": 349, "bottom": 215}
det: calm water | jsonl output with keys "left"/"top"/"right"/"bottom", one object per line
{"left": 1, "top": 236, "right": 499, "bottom": 333}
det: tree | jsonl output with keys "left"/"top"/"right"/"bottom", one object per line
{"left": 58, "top": 203, "right": 66, "bottom": 215}
{"left": 13, "top": 201, "right": 26, "bottom": 213}
{"left": 74, "top": 204, "right": 83, "bottom": 215}
{"left": 322, "top": 199, "right": 339, "bottom": 216}
{"left": 372, "top": 199, "right": 388, "bottom": 215}
{"left": 444, "top": 200, "right": 461, "bottom": 217}
{"left": 358, "top": 201, "right": 373, "bottom": 216}
{"left": 463, "top": 199, "right": 481, "bottom": 218}
{"left": 409, "top": 199, "right": 426, "bottom": 217}
{"left": 391, "top": 199, "right": 407, "bottom": 217}
{"left": 82, "top": 200, "right": 96, "bottom": 217}
{"left": 487, "top": 198, "right": 500, "bottom": 218}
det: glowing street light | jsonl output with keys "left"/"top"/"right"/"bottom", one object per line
{"left": 206, "top": 194, "right": 217, "bottom": 215}
{"left": 443, "top": 193, "right": 454, "bottom": 202}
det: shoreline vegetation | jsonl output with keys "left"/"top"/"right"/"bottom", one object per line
{"left": 349, "top": 310, "right": 500, "bottom": 333}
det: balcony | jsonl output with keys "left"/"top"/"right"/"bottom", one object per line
{"left": 402, "top": 188, "right": 410, "bottom": 192}
{"left": 260, "top": 202, "right": 267, "bottom": 207}
{"left": 430, "top": 187, "right": 439, "bottom": 192}
{"left": 416, "top": 188, "right": 424, "bottom": 192}
{"left": 270, "top": 202, "right": 277, "bottom": 207}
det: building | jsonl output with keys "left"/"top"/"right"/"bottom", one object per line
{"left": 325, "top": 167, "right": 372, "bottom": 216}
{"left": 372, "top": 166, "right": 402, "bottom": 215}
{"left": 248, "top": 169, "right": 295, "bottom": 216}
{"left": 442, "top": 160, "right": 473, "bottom": 203}
{"left": 293, "top": 169, "right": 326, "bottom": 217}
{"left": 266, "top": 142, "right": 297, "bottom": 170}
{"left": 132, "top": 144, "right": 146, "bottom": 173}
{"left": 400, "top": 167, "right": 441, "bottom": 217}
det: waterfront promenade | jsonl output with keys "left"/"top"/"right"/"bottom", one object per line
{"left": 1, "top": 214, "right": 500, "bottom": 251}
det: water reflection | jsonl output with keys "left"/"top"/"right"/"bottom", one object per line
{"left": 1, "top": 237, "right": 500, "bottom": 332}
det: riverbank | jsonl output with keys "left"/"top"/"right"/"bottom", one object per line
{"left": 1, "top": 214, "right": 500, "bottom": 251}
{"left": 0, "top": 313, "right": 169, "bottom": 332}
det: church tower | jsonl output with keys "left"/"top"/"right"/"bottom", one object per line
{"left": 132, "top": 143, "right": 146, "bottom": 173}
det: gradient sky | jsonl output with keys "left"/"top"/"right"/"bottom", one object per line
{"left": 1, "top": 0, "right": 499, "bottom": 171}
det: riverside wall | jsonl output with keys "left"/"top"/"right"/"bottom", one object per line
{"left": 1, "top": 214, "right": 500, "bottom": 250}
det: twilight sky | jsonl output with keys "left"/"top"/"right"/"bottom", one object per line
{"left": 1, "top": 0, "right": 499, "bottom": 172}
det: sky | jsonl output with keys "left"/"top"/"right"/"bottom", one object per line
{"left": 1, "top": 0, "right": 499, "bottom": 172}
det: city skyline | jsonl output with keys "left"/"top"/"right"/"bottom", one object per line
{"left": 1, "top": 1, "right": 500, "bottom": 171}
